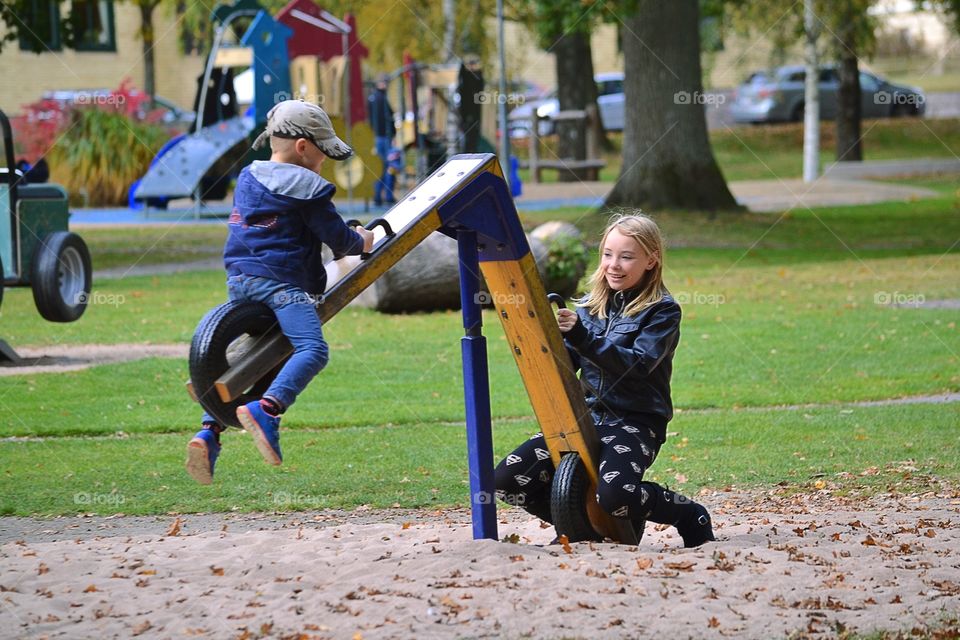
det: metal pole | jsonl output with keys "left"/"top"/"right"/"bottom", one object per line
{"left": 803, "top": 0, "right": 821, "bottom": 183}
{"left": 342, "top": 29, "right": 353, "bottom": 211}
{"left": 457, "top": 229, "right": 497, "bottom": 541}
{"left": 496, "top": 0, "right": 510, "bottom": 178}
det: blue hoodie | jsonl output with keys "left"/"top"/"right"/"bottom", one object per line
{"left": 224, "top": 161, "right": 364, "bottom": 294}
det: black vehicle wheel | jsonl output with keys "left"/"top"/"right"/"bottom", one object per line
{"left": 791, "top": 102, "right": 805, "bottom": 122}
{"left": 551, "top": 452, "right": 604, "bottom": 543}
{"left": 890, "top": 103, "right": 916, "bottom": 118}
{"left": 189, "top": 300, "right": 288, "bottom": 427}
{"left": 31, "top": 231, "right": 92, "bottom": 323}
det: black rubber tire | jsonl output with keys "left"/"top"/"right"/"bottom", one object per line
{"left": 31, "top": 231, "right": 92, "bottom": 323}
{"left": 791, "top": 102, "right": 805, "bottom": 123}
{"left": 551, "top": 452, "right": 603, "bottom": 543}
{"left": 189, "top": 300, "right": 288, "bottom": 427}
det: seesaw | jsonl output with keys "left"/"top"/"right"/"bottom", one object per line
{"left": 187, "top": 153, "right": 640, "bottom": 545}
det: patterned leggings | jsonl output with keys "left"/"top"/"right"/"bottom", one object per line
{"left": 495, "top": 423, "right": 666, "bottom": 523}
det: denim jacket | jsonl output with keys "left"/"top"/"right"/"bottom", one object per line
{"left": 563, "top": 289, "right": 681, "bottom": 437}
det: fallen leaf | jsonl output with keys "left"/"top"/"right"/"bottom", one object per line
{"left": 559, "top": 534, "right": 573, "bottom": 555}
{"left": 401, "top": 522, "right": 411, "bottom": 530}
{"left": 924, "top": 529, "right": 936, "bottom": 538}
{"left": 83, "top": 584, "right": 98, "bottom": 593}
{"left": 708, "top": 617, "right": 720, "bottom": 628}
{"left": 166, "top": 518, "right": 182, "bottom": 537}
{"left": 665, "top": 560, "right": 696, "bottom": 572}
{"left": 210, "top": 566, "right": 224, "bottom": 576}
{"left": 636, "top": 557, "right": 653, "bottom": 570}
{"left": 131, "top": 620, "right": 153, "bottom": 636}
{"left": 38, "top": 563, "right": 49, "bottom": 575}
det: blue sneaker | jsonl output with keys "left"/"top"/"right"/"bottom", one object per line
{"left": 236, "top": 400, "right": 282, "bottom": 465}
{"left": 185, "top": 428, "right": 220, "bottom": 485}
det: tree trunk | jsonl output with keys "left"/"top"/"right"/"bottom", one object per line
{"left": 604, "top": 0, "right": 738, "bottom": 211}
{"left": 835, "top": 6, "right": 863, "bottom": 162}
{"left": 139, "top": 0, "right": 157, "bottom": 105}
{"left": 553, "top": 29, "right": 598, "bottom": 182}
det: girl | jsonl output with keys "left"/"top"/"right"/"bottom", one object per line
{"left": 495, "top": 214, "right": 714, "bottom": 547}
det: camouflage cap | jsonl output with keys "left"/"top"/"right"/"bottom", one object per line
{"left": 252, "top": 100, "right": 353, "bottom": 161}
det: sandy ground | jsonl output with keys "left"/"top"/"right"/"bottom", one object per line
{"left": 0, "top": 344, "right": 188, "bottom": 376}
{"left": 1, "top": 490, "right": 958, "bottom": 639}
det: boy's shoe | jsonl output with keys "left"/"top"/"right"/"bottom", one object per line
{"left": 237, "top": 400, "right": 282, "bottom": 465}
{"left": 186, "top": 428, "right": 221, "bottom": 485}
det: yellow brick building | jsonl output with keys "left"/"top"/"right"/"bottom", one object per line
{"left": 0, "top": 1, "right": 203, "bottom": 116}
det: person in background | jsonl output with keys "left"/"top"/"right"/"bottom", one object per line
{"left": 367, "top": 74, "right": 396, "bottom": 206}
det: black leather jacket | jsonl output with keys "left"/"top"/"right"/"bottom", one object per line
{"left": 564, "top": 290, "right": 681, "bottom": 437}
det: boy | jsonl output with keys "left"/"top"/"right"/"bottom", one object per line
{"left": 186, "top": 100, "right": 374, "bottom": 484}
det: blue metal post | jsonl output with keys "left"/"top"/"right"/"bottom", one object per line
{"left": 457, "top": 229, "right": 498, "bottom": 540}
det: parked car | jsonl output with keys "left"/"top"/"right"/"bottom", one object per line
{"left": 508, "top": 71, "right": 625, "bottom": 137}
{"left": 730, "top": 65, "right": 926, "bottom": 123}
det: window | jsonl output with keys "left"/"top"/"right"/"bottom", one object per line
{"left": 70, "top": 0, "right": 115, "bottom": 51}
{"left": 18, "top": 0, "right": 61, "bottom": 52}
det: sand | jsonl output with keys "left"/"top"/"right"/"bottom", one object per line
{"left": 1, "top": 489, "right": 958, "bottom": 639}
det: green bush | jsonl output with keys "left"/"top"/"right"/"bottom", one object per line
{"left": 49, "top": 108, "right": 169, "bottom": 206}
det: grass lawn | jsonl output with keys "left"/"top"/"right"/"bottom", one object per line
{"left": 514, "top": 117, "right": 960, "bottom": 184}
{"left": 0, "top": 159, "right": 957, "bottom": 518}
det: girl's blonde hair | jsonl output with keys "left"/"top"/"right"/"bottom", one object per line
{"left": 579, "top": 213, "right": 666, "bottom": 319}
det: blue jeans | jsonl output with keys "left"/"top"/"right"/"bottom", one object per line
{"left": 202, "top": 274, "right": 329, "bottom": 424}
{"left": 374, "top": 136, "right": 394, "bottom": 204}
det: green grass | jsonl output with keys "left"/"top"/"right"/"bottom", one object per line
{"left": 1, "top": 401, "right": 955, "bottom": 516}
{"left": 515, "top": 117, "right": 960, "bottom": 184}
{"left": 0, "top": 168, "right": 957, "bottom": 517}
{"left": 76, "top": 223, "right": 227, "bottom": 271}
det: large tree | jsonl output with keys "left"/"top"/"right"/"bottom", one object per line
{"left": 508, "top": 0, "right": 610, "bottom": 178}
{"left": 604, "top": 0, "right": 739, "bottom": 211}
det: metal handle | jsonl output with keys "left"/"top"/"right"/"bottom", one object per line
{"left": 347, "top": 218, "right": 396, "bottom": 260}
{"left": 547, "top": 293, "right": 567, "bottom": 309}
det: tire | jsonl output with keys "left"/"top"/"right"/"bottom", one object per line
{"left": 791, "top": 102, "right": 805, "bottom": 122}
{"left": 189, "top": 300, "right": 288, "bottom": 427}
{"left": 551, "top": 452, "right": 604, "bottom": 543}
{"left": 31, "top": 231, "right": 92, "bottom": 323}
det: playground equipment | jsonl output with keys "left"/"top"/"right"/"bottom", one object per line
{"left": 187, "top": 153, "right": 640, "bottom": 545}
{"left": 133, "top": 0, "right": 377, "bottom": 206}
{"left": 0, "top": 108, "right": 92, "bottom": 361}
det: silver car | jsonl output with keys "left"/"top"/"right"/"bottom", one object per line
{"left": 730, "top": 65, "right": 926, "bottom": 123}
{"left": 508, "top": 72, "right": 625, "bottom": 137}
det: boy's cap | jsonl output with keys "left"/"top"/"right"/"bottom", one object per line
{"left": 252, "top": 100, "right": 353, "bottom": 160}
